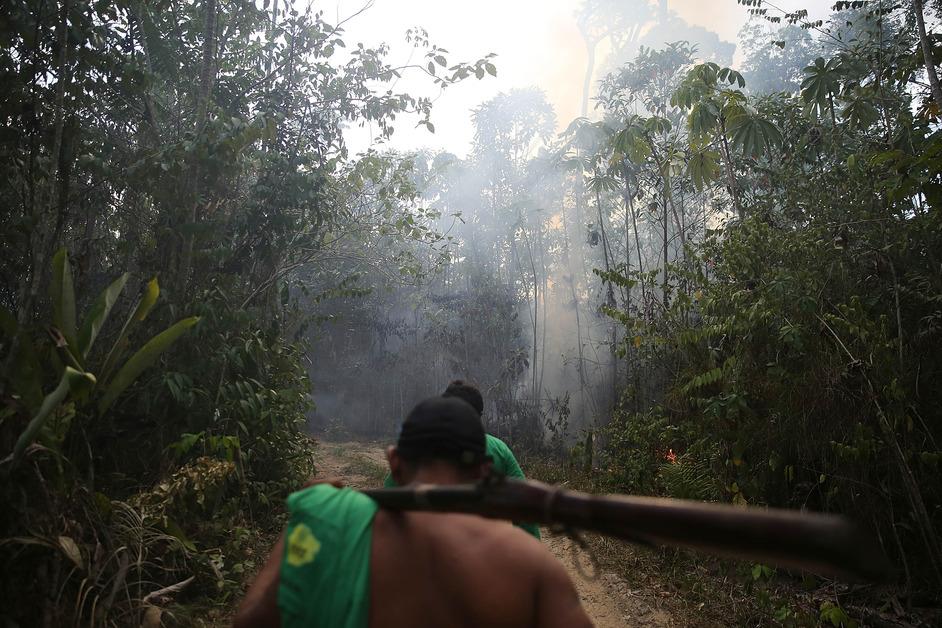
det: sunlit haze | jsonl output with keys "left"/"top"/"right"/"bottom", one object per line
{"left": 336, "top": 0, "right": 830, "bottom": 156}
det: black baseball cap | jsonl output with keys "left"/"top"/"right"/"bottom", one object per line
{"left": 397, "top": 396, "right": 487, "bottom": 466}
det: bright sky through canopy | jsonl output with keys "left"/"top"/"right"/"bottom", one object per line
{"left": 335, "top": 0, "right": 829, "bottom": 157}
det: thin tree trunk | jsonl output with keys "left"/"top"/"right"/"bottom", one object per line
{"left": 538, "top": 231, "right": 548, "bottom": 401}
{"left": 662, "top": 194, "right": 669, "bottom": 307}
{"left": 561, "top": 193, "right": 588, "bottom": 403}
{"left": 914, "top": 0, "right": 942, "bottom": 108}
{"left": 820, "top": 316, "right": 942, "bottom": 586}
{"left": 195, "top": 0, "right": 218, "bottom": 128}
{"left": 178, "top": 0, "right": 218, "bottom": 295}
{"left": 7, "top": 0, "right": 71, "bottom": 381}
{"left": 581, "top": 36, "right": 597, "bottom": 118}
{"left": 594, "top": 180, "right": 618, "bottom": 412}
{"left": 510, "top": 229, "right": 538, "bottom": 404}
{"left": 719, "top": 117, "right": 743, "bottom": 218}
{"left": 522, "top": 226, "right": 541, "bottom": 403}
{"left": 622, "top": 177, "right": 634, "bottom": 392}
{"left": 627, "top": 183, "right": 647, "bottom": 307}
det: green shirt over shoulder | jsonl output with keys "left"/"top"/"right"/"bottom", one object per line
{"left": 383, "top": 434, "right": 541, "bottom": 540}
{"left": 278, "top": 484, "right": 378, "bottom": 628}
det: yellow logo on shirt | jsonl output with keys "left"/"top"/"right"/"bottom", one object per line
{"left": 286, "top": 523, "right": 321, "bottom": 567}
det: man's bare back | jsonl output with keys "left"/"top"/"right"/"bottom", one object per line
{"left": 370, "top": 510, "right": 591, "bottom": 628}
{"left": 234, "top": 397, "right": 592, "bottom": 628}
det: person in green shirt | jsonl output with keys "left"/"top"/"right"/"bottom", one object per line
{"left": 382, "top": 380, "right": 541, "bottom": 540}
{"left": 234, "top": 396, "right": 591, "bottom": 628}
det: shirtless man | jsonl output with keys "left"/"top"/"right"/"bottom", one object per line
{"left": 234, "top": 396, "right": 592, "bottom": 628}
{"left": 383, "top": 379, "right": 541, "bottom": 539}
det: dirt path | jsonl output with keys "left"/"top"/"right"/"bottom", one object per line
{"left": 314, "top": 440, "right": 390, "bottom": 488}
{"left": 541, "top": 530, "right": 677, "bottom": 627}
{"left": 316, "top": 440, "right": 680, "bottom": 627}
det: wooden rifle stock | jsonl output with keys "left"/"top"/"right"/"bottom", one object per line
{"left": 361, "top": 478, "right": 890, "bottom": 583}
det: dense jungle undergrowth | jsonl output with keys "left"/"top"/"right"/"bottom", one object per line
{"left": 3, "top": 0, "right": 942, "bottom": 626}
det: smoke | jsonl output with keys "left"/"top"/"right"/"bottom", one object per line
{"left": 308, "top": 0, "right": 816, "bottom": 443}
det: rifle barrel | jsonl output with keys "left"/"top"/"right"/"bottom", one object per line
{"left": 361, "top": 479, "right": 890, "bottom": 583}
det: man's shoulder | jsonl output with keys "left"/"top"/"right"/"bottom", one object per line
{"left": 485, "top": 434, "right": 526, "bottom": 479}
{"left": 485, "top": 434, "right": 514, "bottom": 461}
{"left": 427, "top": 511, "right": 543, "bottom": 556}
{"left": 485, "top": 433, "right": 510, "bottom": 449}
{"left": 287, "top": 484, "right": 377, "bottom": 520}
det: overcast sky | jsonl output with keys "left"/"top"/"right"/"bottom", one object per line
{"left": 334, "top": 0, "right": 831, "bottom": 156}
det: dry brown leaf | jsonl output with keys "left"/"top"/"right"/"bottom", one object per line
{"left": 57, "top": 536, "right": 83, "bottom": 570}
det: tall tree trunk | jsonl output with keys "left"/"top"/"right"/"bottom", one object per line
{"left": 537, "top": 227, "right": 548, "bottom": 400}
{"left": 661, "top": 193, "right": 669, "bottom": 307}
{"left": 510, "top": 229, "right": 538, "bottom": 405}
{"left": 522, "top": 226, "right": 541, "bottom": 404}
{"left": 561, "top": 192, "right": 589, "bottom": 407}
{"left": 718, "top": 117, "right": 743, "bottom": 219}
{"left": 622, "top": 177, "right": 634, "bottom": 392}
{"left": 178, "top": 0, "right": 218, "bottom": 297}
{"left": 195, "top": 0, "right": 218, "bottom": 128}
{"left": 594, "top": 179, "right": 618, "bottom": 413}
{"left": 626, "top": 180, "right": 647, "bottom": 308}
{"left": 581, "top": 37, "right": 597, "bottom": 118}
{"left": 914, "top": 0, "right": 942, "bottom": 108}
{"left": 820, "top": 317, "right": 942, "bottom": 586}
{"left": 7, "top": 0, "right": 71, "bottom": 382}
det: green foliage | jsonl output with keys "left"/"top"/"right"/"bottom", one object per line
{"left": 592, "top": 4, "right": 942, "bottom": 599}
{"left": 51, "top": 249, "right": 78, "bottom": 350}
{"left": 9, "top": 250, "right": 197, "bottom": 465}
{"left": 98, "top": 316, "right": 199, "bottom": 414}
{"left": 11, "top": 366, "right": 95, "bottom": 465}
{"left": 77, "top": 272, "right": 128, "bottom": 357}
{"left": 658, "top": 452, "right": 722, "bottom": 501}
{"left": 819, "top": 601, "right": 858, "bottom": 628}
{"left": 801, "top": 57, "right": 843, "bottom": 120}
{"left": 602, "top": 407, "right": 677, "bottom": 494}
{"left": 726, "top": 109, "right": 783, "bottom": 157}
{"left": 0, "top": 0, "right": 501, "bottom": 620}
{"left": 687, "top": 146, "right": 722, "bottom": 191}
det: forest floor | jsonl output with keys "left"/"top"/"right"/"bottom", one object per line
{"left": 310, "top": 439, "right": 682, "bottom": 627}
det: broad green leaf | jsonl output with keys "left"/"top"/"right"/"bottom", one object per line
{"left": 78, "top": 273, "right": 129, "bottom": 358}
{"left": 612, "top": 124, "right": 651, "bottom": 163}
{"left": 800, "top": 57, "right": 842, "bottom": 119}
{"left": 100, "top": 278, "right": 160, "bottom": 383}
{"left": 727, "top": 112, "right": 783, "bottom": 158}
{"left": 688, "top": 148, "right": 721, "bottom": 191}
{"left": 134, "top": 278, "right": 159, "bottom": 321}
{"left": 841, "top": 95, "right": 879, "bottom": 129}
{"left": 12, "top": 367, "right": 96, "bottom": 465}
{"left": 687, "top": 101, "right": 718, "bottom": 141}
{"left": 99, "top": 317, "right": 199, "bottom": 414}
{"left": 51, "top": 248, "right": 77, "bottom": 350}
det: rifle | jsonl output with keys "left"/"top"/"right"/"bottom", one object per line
{"left": 361, "top": 478, "right": 890, "bottom": 583}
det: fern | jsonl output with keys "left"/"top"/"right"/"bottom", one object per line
{"left": 659, "top": 453, "right": 721, "bottom": 501}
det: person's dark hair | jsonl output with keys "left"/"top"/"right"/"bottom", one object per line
{"left": 442, "top": 380, "right": 484, "bottom": 415}
{"left": 396, "top": 396, "right": 486, "bottom": 469}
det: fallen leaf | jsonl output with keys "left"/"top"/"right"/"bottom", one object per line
{"left": 58, "top": 536, "right": 83, "bottom": 570}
